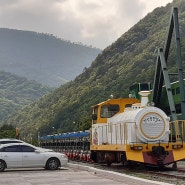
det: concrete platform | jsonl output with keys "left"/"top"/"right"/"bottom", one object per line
{"left": 0, "top": 164, "right": 173, "bottom": 185}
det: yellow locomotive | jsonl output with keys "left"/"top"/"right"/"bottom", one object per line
{"left": 39, "top": 87, "right": 185, "bottom": 168}
{"left": 90, "top": 90, "right": 185, "bottom": 168}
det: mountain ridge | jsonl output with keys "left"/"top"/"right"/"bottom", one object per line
{"left": 0, "top": 28, "right": 101, "bottom": 87}
{"left": 2, "top": 0, "right": 185, "bottom": 137}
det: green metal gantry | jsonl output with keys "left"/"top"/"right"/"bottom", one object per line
{"left": 152, "top": 7, "right": 185, "bottom": 120}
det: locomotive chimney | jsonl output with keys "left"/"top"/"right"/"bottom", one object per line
{"left": 138, "top": 91, "right": 151, "bottom": 107}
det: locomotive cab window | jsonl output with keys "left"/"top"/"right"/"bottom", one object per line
{"left": 140, "top": 83, "right": 151, "bottom": 91}
{"left": 92, "top": 106, "right": 98, "bottom": 124}
{"left": 100, "top": 104, "right": 119, "bottom": 118}
{"left": 176, "top": 87, "right": 180, "bottom": 94}
{"left": 172, "top": 88, "right": 175, "bottom": 95}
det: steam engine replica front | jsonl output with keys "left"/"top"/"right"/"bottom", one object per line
{"left": 90, "top": 91, "right": 185, "bottom": 168}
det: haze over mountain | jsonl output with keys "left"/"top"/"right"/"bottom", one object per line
{"left": 2, "top": 0, "right": 185, "bottom": 138}
{"left": 0, "top": 28, "right": 101, "bottom": 87}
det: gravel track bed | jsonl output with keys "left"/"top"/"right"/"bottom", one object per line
{"left": 69, "top": 160, "right": 185, "bottom": 185}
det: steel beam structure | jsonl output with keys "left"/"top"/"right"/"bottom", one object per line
{"left": 152, "top": 7, "right": 185, "bottom": 120}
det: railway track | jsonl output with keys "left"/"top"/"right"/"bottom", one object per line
{"left": 69, "top": 160, "right": 185, "bottom": 184}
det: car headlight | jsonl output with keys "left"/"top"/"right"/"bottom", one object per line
{"left": 61, "top": 154, "right": 68, "bottom": 158}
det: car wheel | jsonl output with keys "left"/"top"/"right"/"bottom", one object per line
{"left": 0, "top": 160, "right": 6, "bottom": 172}
{"left": 46, "top": 158, "right": 60, "bottom": 170}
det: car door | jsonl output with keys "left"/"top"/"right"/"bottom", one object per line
{"left": 0, "top": 145, "right": 22, "bottom": 168}
{"left": 21, "top": 145, "right": 44, "bottom": 167}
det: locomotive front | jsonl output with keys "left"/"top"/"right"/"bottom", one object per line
{"left": 108, "top": 91, "right": 170, "bottom": 144}
{"left": 137, "top": 107, "right": 170, "bottom": 143}
{"left": 113, "top": 105, "right": 170, "bottom": 144}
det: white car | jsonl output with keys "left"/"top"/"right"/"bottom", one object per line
{"left": 0, "top": 143, "right": 68, "bottom": 172}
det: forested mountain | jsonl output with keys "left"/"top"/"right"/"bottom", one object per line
{"left": 0, "top": 28, "right": 101, "bottom": 87}
{"left": 2, "top": 0, "right": 185, "bottom": 139}
{"left": 0, "top": 70, "right": 52, "bottom": 120}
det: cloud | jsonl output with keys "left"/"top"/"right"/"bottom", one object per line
{"left": 0, "top": 0, "right": 173, "bottom": 49}
{"left": 51, "top": 0, "right": 146, "bottom": 47}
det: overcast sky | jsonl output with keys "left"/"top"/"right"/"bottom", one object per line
{"left": 0, "top": 0, "right": 173, "bottom": 49}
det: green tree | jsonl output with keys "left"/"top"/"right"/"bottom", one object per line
{"left": 0, "top": 124, "right": 16, "bottom": 138}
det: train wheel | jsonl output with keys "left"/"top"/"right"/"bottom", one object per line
{"left": 106, "top": 161, "right": 111, "bottom": 166}
{"left": 172, "top": 162, "right": 177, "bottom": 170}
{"left": 90, "top": 152, "right": 97, "bottom": 163}
{"left": 125, "top": 160, "right": 134, "bottom": 169}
